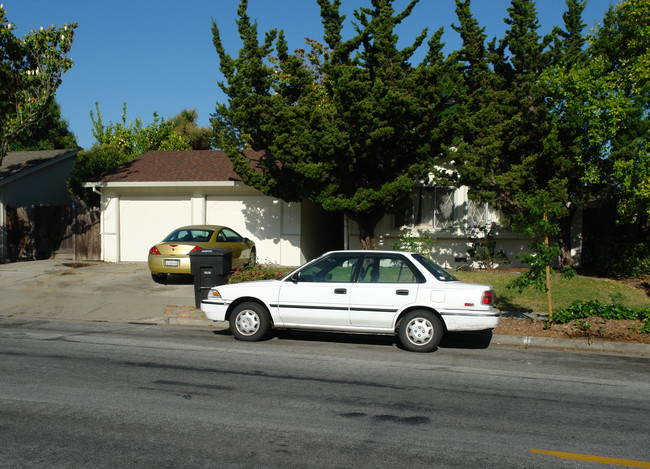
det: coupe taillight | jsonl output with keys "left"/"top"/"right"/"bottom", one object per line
{"left": 481, "top": 291, "right": 495, "bottom": 305}
{"left": 190, "top": 246, "right": 203, "bottom": 253}
{"left": 149, "top": 246, "right": 161, "bottom": 255}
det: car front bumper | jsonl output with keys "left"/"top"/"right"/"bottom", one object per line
{"left": 200, "top": 297, "right": 230, "bottom": 322}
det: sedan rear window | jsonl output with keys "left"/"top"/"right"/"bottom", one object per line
{"left": 412, "top": 254, "right": 458, "bottom": 282}
{"left": 164, "top": 229, "right": 213, "bottom": 243}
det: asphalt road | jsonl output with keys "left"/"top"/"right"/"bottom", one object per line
{"left": 2, "top": 318, "right": 649, "bottom": 468}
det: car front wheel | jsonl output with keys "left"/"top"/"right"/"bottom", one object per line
{"left": 230, "top": 302, "right": 270, "bottom": 341}
{"left": 398, "top": 310, "right": 443, "bottom": 352}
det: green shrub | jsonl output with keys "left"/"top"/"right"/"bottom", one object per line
{"left": 228, "top": 263, "right": 285, "bottom": 284}
{"left": 548, "top": 297, "right": 650, "bottom": 333}
{"left": 392, "top": 228, "right": 436, "bottom": 255}
{"left": 467, "top": 223, "right": 510, "bottom": 270}
{"left": 589, "top": 238, "right": 650, "bottom": 279}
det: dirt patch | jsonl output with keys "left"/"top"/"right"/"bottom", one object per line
{"left": 495, "top": 316, "right": 649, "bottom": 344}
{"left": 62, "top": 262, "right": 95, "bottom": 268}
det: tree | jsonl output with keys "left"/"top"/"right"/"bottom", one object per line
{"left": 0, "top": 5, "right": 76, "bottom": 166}
{"left": 450, "top": 0, "right": 579, "bottom": 316}
{"left": 168, "top": 109, "right": 213, "bottom": 150}
{"left": 542, "top": 0, "right": 593, "bottom": 266}
{"left": 67, "top": 103, "right": 191, "bottom": 204}
{"left": 580, "top": 0, "right": 649, "bottom": 225}
{"left": 66, "top": 144, "right": 128, "bottom": 205}
{"left": 8, "top": 99, "right": 78, "bottom": 150}
{"left": 211, "top": 0, "right": 454, "bottom": 249}
{"left": 90, "top": 102, "right": 190, "bottom": 156}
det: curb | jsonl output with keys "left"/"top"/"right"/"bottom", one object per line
{"left": 159, "top": 305, "right": 650, "bottom": 355}
{"left": 492, "top": 333, "right": 650, "bottom": 354}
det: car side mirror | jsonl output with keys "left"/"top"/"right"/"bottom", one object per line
{"left": 290, "top": 272, "right": 301, "bottom": 283}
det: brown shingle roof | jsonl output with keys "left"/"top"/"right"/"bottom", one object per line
{"left": 92, "top": 150, "right": 267, "bottom": 183}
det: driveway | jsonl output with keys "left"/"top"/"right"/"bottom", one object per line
{"left": 0, "top": 259, "right": 210, "bottom": 326}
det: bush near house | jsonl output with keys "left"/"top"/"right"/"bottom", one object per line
{"left": 228, "top": 264, "right": 285, "bottom": 284}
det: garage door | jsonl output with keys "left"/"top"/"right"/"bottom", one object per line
{"left": 119, "top": 195, "right": 192, "bottom": 262}
{"left": 206, "top": 195, "right": 302, "bottom": 265}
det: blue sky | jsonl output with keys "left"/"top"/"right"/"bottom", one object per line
{"left": 7, "top": 0, "right": 614, "bottom": 150}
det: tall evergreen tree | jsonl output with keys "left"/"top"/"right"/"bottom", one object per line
{"left": 451, "top": 0, "right": 580, "bottom": 315}
{"left": 212, "top": 0, "right": 454, "bottom": 249}
{"left": 542, "top": 0, "right": 592, "bottom": 265}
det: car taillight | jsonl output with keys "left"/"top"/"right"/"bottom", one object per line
{"left": 190, "top": 246, "right": 203, "bottom": 253}
{"left": 481, "top": 291, "right": 494, "bottom": 305}
{"left": 149, "top": 246, "right": 161, "bottom": 255}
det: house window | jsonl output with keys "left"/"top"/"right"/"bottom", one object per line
{"left": 395, "top": 186, "right": 456, "bottom": 230}
{"left": 467, "top": 199, "right": 489, "bottom": 228}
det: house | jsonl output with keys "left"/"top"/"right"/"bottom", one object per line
{"left": 84, "top": 150, "right": 342, "bottom": 266}
{"left": 87, "top": 150, "right": 580, "bottom": 269}
{"left": 0, "top": 149, "right": 79, "bottom": 258}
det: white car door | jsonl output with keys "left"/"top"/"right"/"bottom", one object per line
{"left": 276, "top": 253, "right": 360, "bottom": 327}
{"left": 349, "top": 254, "right": 420, "bottom": 328}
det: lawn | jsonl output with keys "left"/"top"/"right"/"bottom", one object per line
{"left": 454, "top": 271, "right": 649, "bottom": 313}
{"left": 238, "top": 264, "right": 648, "bottom": 314}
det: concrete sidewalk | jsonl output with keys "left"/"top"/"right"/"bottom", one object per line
{"left": 1, "top": 259, "right": 648, "bottom": 354}
{"left": 0, "top": 259, "right": 212, "bottom": 328}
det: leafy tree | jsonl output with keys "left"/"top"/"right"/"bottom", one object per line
{"left": 0, "top": 5, "right": 76, "bottom": 166}
{"left": 66, "top": 144, "right": 129, "bottom": 205}
{"left": 67, "top": 103, "right": 191, "bottom": 204}
{"left": 541, "top": 0, "right": 649, "bottom": 277}
{"left": 168, "top": 109, "right": 213, "bottom": 150}
{"left": 542, "top": 0, "right": 593, "bottom": 265}
{"left": 581, "top": 0, "right": 649, "bottom": 225}
{"left": 90, "top": 102, "right": 190, "bottom": 156}
{"left": 450, "top": 0, "right": 581, "bottom": 316}
{"left": 8, "top": 99, "right": 78, "bottom": 150}
{"left": 211, "top": 0, "right": 454, "bottom": 249}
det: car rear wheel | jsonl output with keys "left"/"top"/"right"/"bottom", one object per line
{"left": 151, "top": 273, "right": 167, "bottom": 284}
{"left": 398, "top": 310, "right": 443, "bottom": 352}
{"left": 230, "top": 302, "right": 270, "bottom": 341}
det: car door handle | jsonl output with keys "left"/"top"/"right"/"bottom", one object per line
{"left": 396, "top": 289, "right": 409, "bottom": 296}
{"left": 334, "top": 288, "right": 347, "bottom": 294}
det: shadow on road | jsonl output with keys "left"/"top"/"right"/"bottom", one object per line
{"left": 212, "top": 328, "right": 494, "bottom": 351}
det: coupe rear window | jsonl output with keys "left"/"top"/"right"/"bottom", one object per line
{"left": 164, "top": 229, "right": 213, "bottom": 243}
{"left": 412, "top": 254, "right": 458, "bottom": 282}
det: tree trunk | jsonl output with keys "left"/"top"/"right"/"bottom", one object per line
{"left": 0, "top": 138, "right": 8, "bottom": 167}
{"left": 356, "top": 216, "right": 378, "bottom": 250}
{"left": 544, "top": 212, "right": 553, "bottom": 319}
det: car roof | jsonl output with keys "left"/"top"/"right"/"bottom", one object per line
{"left": 322, "top": 250, "right": 416, "bottom": 256}
{"left": 171, "top": 225, "right": 226, "bottom": 231}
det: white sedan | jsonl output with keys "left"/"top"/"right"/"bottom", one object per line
{"left": 200, "top": 250, "right": 500, "bottom": 352}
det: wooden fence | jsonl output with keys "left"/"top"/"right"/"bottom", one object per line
{"left": 5, "top": 204, "right": 100, "bottom": 261}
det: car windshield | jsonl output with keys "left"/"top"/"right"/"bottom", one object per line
{"left": 412, "top": 254, "right": 458, "bottom": 282}
{"left": 164, "top": 229, "right": 213, "bottom": 243}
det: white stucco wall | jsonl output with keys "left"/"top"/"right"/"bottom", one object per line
{"left": 96, "top": 183, "right": 305, "bottom": 265}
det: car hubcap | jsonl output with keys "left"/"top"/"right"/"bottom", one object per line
{"left": 236, "top": 310, "right": 260, "bottom": 336}
{"left": 406, "top": 318, "right": 433, "bottom": 345}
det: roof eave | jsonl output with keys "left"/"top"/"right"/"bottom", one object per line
{"left": 82, "top": 180, "right": 247, "bottom": 189}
